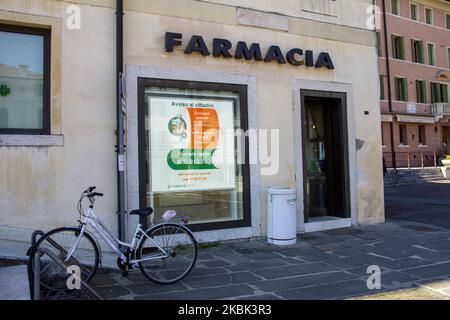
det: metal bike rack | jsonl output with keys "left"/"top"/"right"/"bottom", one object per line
{"left": 27, "top": 230, "right": 103, "bottom": 300}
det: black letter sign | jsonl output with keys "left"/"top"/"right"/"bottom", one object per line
{"left": 165, "top": 32, "right": 182, "bottom": 52}
{"left": 184, "top": 35, "right": 210, "bottom": 56}
{"left": 235, "top": 42, "right": 263, "bottom": 61}
{"left": 305, "top": 50, "right": 314, "bottom": 67}
{"left": 315, "top": 52, "right": 335, "bottom": 69}
{"left": 213, "top": 38, "right": 233, "bottom": 58}
{"left": 264, "top": 46, "right": 286, "bottom": 64}
{"left": 286, "top": 48, "right": 304, "bottom": 66}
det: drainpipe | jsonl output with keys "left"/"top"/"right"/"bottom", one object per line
{"left": 116, "top": 0, "right": 126, "bottom": 241}
{"left": 382, "top": 0, "right": 397, "bottom": 170}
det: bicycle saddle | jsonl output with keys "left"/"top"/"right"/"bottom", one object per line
{"left": 129, "top": 207, "right": 153, "bottom": 217}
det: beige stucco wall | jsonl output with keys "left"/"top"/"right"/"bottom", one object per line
{"left": 0, "top": 0, "right": 118, "bottom": 240}
{"left": 0, "top": 0, "right": 384, "bottom": 242}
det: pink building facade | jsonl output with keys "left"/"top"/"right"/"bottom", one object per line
{"left": 377, "top": 0, "right": 450, "bottom": 168}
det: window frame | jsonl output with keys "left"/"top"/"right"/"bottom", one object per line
{"left": 411, "top": 38, "right": 424, "bottom": 64}
{"left": 399, "top": 124, "right": 408, "bottom": 145}
{"left": 391, "top": 0, "right": 400, "bottom": 15}
{"left": 391, "top": 34, "right": 405, "bottom": 60}
{"left": 137, "top": 77, "right": 252, "bottom": 232}
{"left": 431, "top": 81, "right": 449, "bottom": 103}
{"left": 410, "top": 2, "right": 419, "bottom": 21}
{"left": 446, "top": 13, "right": 450, "bottom": 30}
{"left": 415, "top": 79, "right": 427, "bottom": 103}
{"left": 0, "top": 24, "right": 51, "bottom": 135}
{"left": 418, "top": 125, "right": 426, "bottom": 145}
{"left": 395, "top": 76, "right": 408, "bottom": 102}
{"left": 424, "top": 7, "right": 433, "bottom": 25}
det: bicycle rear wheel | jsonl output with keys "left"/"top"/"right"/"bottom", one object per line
{"left": 28, "top": 227, "right": 100, "bottom": 292}
{"left": 136, "top": 223, "right": 197, "bottom": 284}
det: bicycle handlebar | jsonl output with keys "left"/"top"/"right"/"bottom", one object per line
{"left": 84, "top": 186, "right": 96, "bottom": 193}
{"left": 90, "top": 192, "right": 104, "bottom": 198}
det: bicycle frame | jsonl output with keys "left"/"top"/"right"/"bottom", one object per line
{"left": 65, "top": 207, "right": 169, "bottom": 266}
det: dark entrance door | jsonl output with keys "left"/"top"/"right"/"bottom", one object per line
{"left": 301, "top": 91, "right": 349, "bottom": 223}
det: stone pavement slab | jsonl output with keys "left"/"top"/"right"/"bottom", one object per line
{"left": 76, "top": 220, "right": 450, "bottom": 300}
{"left": 0, "top": 265, "right": 30, "bottom": 300}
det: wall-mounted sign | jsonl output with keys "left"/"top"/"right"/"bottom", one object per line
{"left": 165, "top": 32, "right": 335, "bottom": 69}
{"left": 407, "top": 104, "right": 417, "bottom": 114}
{"left": 149, "top": 96, "right": 236, "bottom": 192}
{"left": 0, "top": 84, "right": 11, "bottom": 97}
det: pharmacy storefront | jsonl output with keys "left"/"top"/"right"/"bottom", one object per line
{"left": 0, "top": 0, "right": 385, "bottom": 244}
{"left": 124, "top": 2, "right": 385, "bottom": 241}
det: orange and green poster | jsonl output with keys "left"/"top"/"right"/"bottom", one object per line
{"left": 149, "top": 96, "right": 236, "bottom": 192}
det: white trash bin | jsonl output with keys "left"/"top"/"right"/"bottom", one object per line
{"left": 267, "top": 186, "right": 297, "bottom": 245}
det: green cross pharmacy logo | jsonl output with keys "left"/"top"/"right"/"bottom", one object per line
{"left": 0, "top": 84, "right": 11, "bottom": 97}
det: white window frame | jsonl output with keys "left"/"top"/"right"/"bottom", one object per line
{"left": 391, "top": 33, "right": 404, "bottom": 60}
{"left": 411, "top": 37, "right": 424, "bottom": 64}
{"left": 414, "top": 78, "right": 427, "bottom": 104}
{"left": 424, "top": 6, "right": 433, "bottom": 25}
{"left": 409, "top": 2, "right": 419, "bottom": 21}
{"left": 394, "top": 75, "right": 408, "bottom": 102}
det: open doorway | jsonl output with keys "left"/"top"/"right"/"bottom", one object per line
{"left": 301, "top": 91, "right": 350, "bottom": 223}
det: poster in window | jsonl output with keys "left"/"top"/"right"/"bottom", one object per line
{"left": 149, "top": 96, "right": 236, "bottom": 192}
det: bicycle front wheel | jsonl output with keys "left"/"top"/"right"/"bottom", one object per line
{"left": 136, "top": 223, "right": 197, "bottom": 285}
{"left": 28, "top": 227, "right": 100, "bottom": 292}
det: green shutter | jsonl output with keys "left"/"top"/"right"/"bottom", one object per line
{"left": 418, "top": 41, "right": 424, "bottom": 63}
{"left": 391, "top": 35, "right": 395, "bottom": 58}
{"left": 403, "top": 78, "right": 408, "bottom": 101}
{"left": 447, "top": 14, "right": 450, "bottom": 29}
{"left": 428, "top": 44, "right": 435, "bottom": 65}
{"left": 380, "top": 75, "right": 385, "bottom": 100}
{"left": 448, "top": 48, "right": 450, "bottom": 68}
{"left": 443, "top": 84, "right": 449, "bottom": 103}
{"left": 395, "top": 78, "right": 400, "bottom": 100}
{"left": 399, "top": 37, "right": 405, "bottom": 60}
{"left": 415, "top": 80, "right": 420, "bottom": 103}
{"left": 421, "top": 81, "right": 427, "bottom": 103}
{"left": 431, "top": 82, "right": 435, "bottom": 103}
{"left": 431, "top": 82, "right": 440, "bottom": 103}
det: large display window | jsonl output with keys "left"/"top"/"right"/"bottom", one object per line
{"left": 138, "top": 79, "right": 251, "bottom": 231}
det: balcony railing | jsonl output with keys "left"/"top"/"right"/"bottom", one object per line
{"left": 431, "top": 103, "right": 450, "bottom": 118}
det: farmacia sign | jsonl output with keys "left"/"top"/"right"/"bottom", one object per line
{"left": 165, "top": 32, "right": 335, "bottom": 69}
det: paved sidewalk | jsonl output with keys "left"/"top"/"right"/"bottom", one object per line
{"left": 0, "top": 265, "right": 29, "bottom": 300}
{"left": 87, "top": 220, "right": 450, "bottom": 300}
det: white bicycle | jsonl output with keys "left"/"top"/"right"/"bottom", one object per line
{"left": 29, "top": 186, "right": 198, "bottom": 291}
